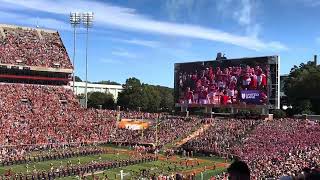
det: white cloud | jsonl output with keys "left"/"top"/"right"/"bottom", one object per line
{"left": 234, "top": 0, "right": 252, "bottom": 26}
{"left": 111, "top": 38, "right": 161, "bottom": 48}
{"left": 111, "top": 50, "right": 137, "bottom": 58}
{"left": 234, "top": 0, "right": 261, "bottom": 38}
{"left": 217, "top": 0, "right": 261, "bottom": 38}
{"left": 0, "top": 0, "right": 287, "bottom": 51}
{"left": 0, "top": 10, "right": 69, "bottom": 31}
{"left": 164, "top": 0, "right": 196, "bottom": 21}
{"left": 99, "top": 58, "right": 123, "bottom": 64}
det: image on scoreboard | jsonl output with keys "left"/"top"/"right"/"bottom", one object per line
{"left": 174, "top": 57, "right": 271, "bottom": 107}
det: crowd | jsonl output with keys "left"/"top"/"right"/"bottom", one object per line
{"left": 0, "top": 82, "right": 205, "bottom": 165}
{"left": 0, "top": 27, "right": 72, "bottom": 69}
{"left": 231, "top": 118, "right": 320, "bottom": 179}
{"left": 0, "top": 81, "right": 319, "bottom": 179}
{"left": 0, "top": 82, "right": 319, "bottom": 179}
{"left": 0, "top": 83, "right": 117, "bottom": 162}
{"left": 182, "top": 118, "right": 261, "bottom": 157}
{"left": 181, "top": 118, "right": 320, "bottom": 179}
{"left": 111, "top": 117, "right": 201, "bottom": 147}
{"left": 177, "top": 64, "right": 268, "bottom": 105}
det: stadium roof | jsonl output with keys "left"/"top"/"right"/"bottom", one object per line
{"left": 0, "top": 23, "right": 57, "bottom": 33}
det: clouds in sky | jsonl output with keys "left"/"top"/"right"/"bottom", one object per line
{"left": 111, "top": 49, "right": 137, "bottom": 59}
{"left": 0, "top": 0, "right": 287, "bottom": 51}
{"left": 111, "top": 38, "right": 161, "bottom": 48}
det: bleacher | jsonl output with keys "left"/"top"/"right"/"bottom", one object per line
{"left": 0, "top": 24, "right": 72, "bottom": 85}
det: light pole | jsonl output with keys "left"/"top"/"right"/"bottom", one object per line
{"left": 82, "top": 12, "right": 94, "bottom": 109}
{"left": 69, "top": 12, "right": 81, "bottom": 93}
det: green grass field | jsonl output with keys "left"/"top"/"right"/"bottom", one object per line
{"left": 0, "top": 146, "right": 228, "bottom": 180}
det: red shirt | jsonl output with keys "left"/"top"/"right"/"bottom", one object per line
{"left": 220, "top": 95, "right": 229, "bottom": 105}
{"left": 250, "top": 75, "right": 258, "bottom": 89}
{"left": 261, "top": 74, "right": 267, "bottom": 86}
{"left": 185, "top": 91, "right": 193, "bottom": 100}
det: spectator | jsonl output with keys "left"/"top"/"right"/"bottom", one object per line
{"left": 227, "top": 160, "right": 250, "bottom": 180}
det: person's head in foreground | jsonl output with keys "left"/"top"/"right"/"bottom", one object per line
{"left": 227, "top": 160, "right": 250, "bottom": 180}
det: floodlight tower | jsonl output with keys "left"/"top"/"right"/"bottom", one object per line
{"left": 82, "top": 12, "right": 94, "bottom": 109}
{"left": 69, "top": 12, "right": 81, "bottom": 93}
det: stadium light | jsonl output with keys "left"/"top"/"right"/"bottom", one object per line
{"left": 82, "top": 12, "right": 94, "bottom": 109}
{"left": 69, "top": 12, "right": 81, "bottom": 93}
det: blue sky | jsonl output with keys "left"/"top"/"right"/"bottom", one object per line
{"left": 0, "top": 0, "right": 319, "bottom": 87}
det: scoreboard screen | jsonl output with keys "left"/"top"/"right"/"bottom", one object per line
{"left": 174, "top": 56, "right": 279, "bottom": 108}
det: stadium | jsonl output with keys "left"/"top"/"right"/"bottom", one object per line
{"left": 0, "top": 2, "right": 320, "bottom": 180}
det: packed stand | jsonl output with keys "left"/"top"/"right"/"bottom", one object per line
{"left": 188, "top": 118, "right": 320, "bottom": 179}
{"left": 0, "top": 83, "right": 117, "bottom": 162}
{"left": 0, "top": 27, "right": 72, "bottom": 69}
{"left": 182, "top": 119, "right": 260, "bottom": 157}
{"left": 231, "top": 118, "right": 320, "bottom": 179}
{"left": 111, "top": 117, "right": 201, "bottom": 146}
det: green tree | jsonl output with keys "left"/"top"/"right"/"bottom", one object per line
{"left": 75, "top": 76, "right": 82, "bottom": 82}
{"left": 117, "top": 77, "right": 143, "bottom": 110}
{"left": 87, "top": 92, "right": 115, "bottom": 109}
{"left": 117, "top": 77, "right": 174, "bottom": 112}
{"left": 284, "top": 61, "right": 320, "bottom": 114}
{"left": 93, "top": 80, "right": 121, "bottom": 85}
{"left": 156, "top": 86, "right": 174, "bottom": 112}
{"left": 142, "top": 85, "right": 161, "bottom": 112}
{"left": 271, "top": 109, "right": 286, "bottom": 118}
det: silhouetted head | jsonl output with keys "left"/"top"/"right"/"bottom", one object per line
{"left": 227, "top": 160, "right": 250, "bottom": 180}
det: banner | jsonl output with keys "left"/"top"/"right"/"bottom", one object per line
{"left": 118, "top": 119, "right": 149, "bottom": 130}
{"left": 240, "top": 90, "right": 261, "bottom": 104}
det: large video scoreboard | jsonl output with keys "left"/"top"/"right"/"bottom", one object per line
{"left": 174, "top": 56, "right": 280, "bottom": 109}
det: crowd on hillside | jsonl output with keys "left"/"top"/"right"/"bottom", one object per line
{"left": 111, "top": 117, "right": 201, "bottom": 146}
{"left": 0, "top": 27, "right": 72, "bottom": 69}
{"left": 231, "top": 118, "right": 320, "bottom": 179}
{"left": 182, "top": 119, "right": 261, "bottom": 157}
{"left": 177, "top": 64, "right": 268, "bottom": 105}
{"left": 182, "top": 118, "right": 320, "bottom": 179}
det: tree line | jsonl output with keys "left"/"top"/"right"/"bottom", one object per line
{"left": 75, "top": 76, "right": 120, "bottom": 85}
{"left": 81, "top": 77, "right": 174, "bottom": 112}
{"left": 284, "top": 60, "right": 320, "bottom": 115}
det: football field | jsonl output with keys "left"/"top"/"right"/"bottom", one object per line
{"left": 0, "top": 145, "right": 229, "bottom": 180}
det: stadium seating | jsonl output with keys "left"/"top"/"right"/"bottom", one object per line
{"left": 111, "top": 117, "right": 201, "bottom": 146}
{"left": 0, "top": 83, "right": 116, "bottom": 146}
{"left": 183, "top": 118, "right": 320, "bottom": 179}
{"left": 0, "top": 27, "right": 72, "bottom": 69}
{"left": 182, "top": 119, "right": 260, "bottom": 157}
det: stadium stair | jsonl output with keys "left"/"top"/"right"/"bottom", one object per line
{"left": 173, "top": 123, "right": 211, "bottom": 148}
